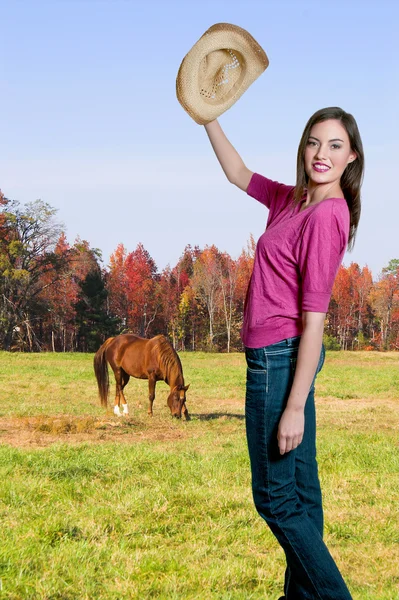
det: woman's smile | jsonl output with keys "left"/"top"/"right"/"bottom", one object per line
{"left": 312, "top": 162, "right": 330, "bottom": 173}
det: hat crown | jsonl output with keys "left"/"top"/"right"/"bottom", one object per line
{"left": 200, "top": 49, "right": 245, "bottom": 104}
{"left": 177, "top": 23, "right": 269, "bottom": 125}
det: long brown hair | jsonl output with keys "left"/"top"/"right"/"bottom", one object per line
{"left": 293, "top": 107, "right": 364, "bottom": 251}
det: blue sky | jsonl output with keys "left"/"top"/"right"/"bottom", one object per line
{"left": 1, "top": 0, "right": 398, "bottom": 280}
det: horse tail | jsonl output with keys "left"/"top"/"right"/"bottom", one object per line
{"left": 93, "top": 338, "right": 114, "bottom": 407}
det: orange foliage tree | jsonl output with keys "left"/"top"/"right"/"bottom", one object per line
{"left": 368, "top": 260, "right": 399, "bottom": 350}
{"left": 107, "top": 242, "right": 158, "bottom": 336}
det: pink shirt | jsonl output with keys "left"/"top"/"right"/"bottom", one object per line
{"left": 241, "top": 173, "right": 350, "bottom": 348}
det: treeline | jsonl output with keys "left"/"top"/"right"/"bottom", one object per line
{"left": 1, "top": 192, "right": 398, "bottom": 352}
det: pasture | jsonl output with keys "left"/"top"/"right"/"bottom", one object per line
{"left": 0, "top": 350, "right": 398, "bottom": 600}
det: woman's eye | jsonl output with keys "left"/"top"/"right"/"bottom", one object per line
{"left": 307, "top": 140, "right": 317, "bottom": 146}
{"left": 331, "top": 144, "right": 341, "bottom": 150}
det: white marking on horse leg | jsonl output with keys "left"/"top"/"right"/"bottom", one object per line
{"left": 113, "top": 405, "right": 122, "bottom": 416}
{"left": 122, "top": 403, "right": 129, "bottom": 415}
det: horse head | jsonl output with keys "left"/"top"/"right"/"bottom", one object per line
{"left": 167, "top": 384, "right": 190, "bottom": 418}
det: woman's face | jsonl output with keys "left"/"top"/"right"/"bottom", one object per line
{"left": 304, "top": 119, "right": 357, "bottom": 188}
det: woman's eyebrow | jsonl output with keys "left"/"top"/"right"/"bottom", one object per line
{"left": 308, "top": 136, "right": 344, "bottom": 143}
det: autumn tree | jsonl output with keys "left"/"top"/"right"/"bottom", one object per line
{"left": 107, "top": 244, "right": 130, "bottom": 327}
{"left": 235, "top": 235, "right": 255, "bottom": 313}
{"left": 352, "top": 265, "right": 374, "bottom": 349}
{"left": 107, "top": 243, "right": 159, "bottom": 337}
{"left": 217, "top": 252, "right": 238, "bottom": 352}
{"left": 33, "top": 236, "right": 119, "bottom": 351}
{"left": 157, "top": 245, "right": 200, "bottom": 349}
{"left": 37, "top": 233, "right": 79, "bottom": 351}
{"left": 369, "top": 260, "right": 399, "bottom": 350}
{"left": 191, "top": 245, "right": 222, "bottom": 349}
{"left": 0, "top": 198, "right": 65, "bottom": 350}
{"left": 159, "top": 265, "right": 179, "bottom": 347}
{"left": 0, "top": 187, "right": 397, "bottom": 353}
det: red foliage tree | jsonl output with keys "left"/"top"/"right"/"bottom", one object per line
{"left": 38, "top": 235, "right": 103, "bottom": 350}
{"left": 107, "top": 243, "right": 158, "bottom": 336}
{"left": 235, "top": 235, "right": 255, "bottom": 314}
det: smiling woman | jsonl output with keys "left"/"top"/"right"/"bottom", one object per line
{"left": 300, "top": 121, "right": 357, "bottom": 208}
{"left": 294, "top": 107, "right": 365, "bottom": 237}
{"left": 199, "top": 105, "right": 364, "bottom": 600}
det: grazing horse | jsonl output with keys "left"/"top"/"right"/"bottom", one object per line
{"left": 93, "top": 334, "right": 190, "bottom": 419}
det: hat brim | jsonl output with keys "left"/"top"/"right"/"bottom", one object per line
{"left": 177, "top": 23, "right": 269, "bottom": 125}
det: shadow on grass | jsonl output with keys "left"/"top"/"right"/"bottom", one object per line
{"left": 190, "top": 413, "right": 245, "bottom": 421}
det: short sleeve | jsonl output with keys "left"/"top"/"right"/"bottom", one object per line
{"left": 247, "top": 173, "right": 294, "bottom": 212}
{"left": 298, "top": 201, "right": 349, "bottom": 313}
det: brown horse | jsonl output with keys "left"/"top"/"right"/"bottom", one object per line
{"left": 94, "top": 334, "right": 190, "bottom": 419}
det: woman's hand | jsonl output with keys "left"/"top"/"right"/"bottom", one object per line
{"left": 277, "top": 407, "right": 305, "bottom": 455}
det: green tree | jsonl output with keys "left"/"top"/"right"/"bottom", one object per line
{"left": 75, "top": 268, "right": 120, "bottom": 352}
{"left": 382, "top": 259, "right": 399, "bottom": 277}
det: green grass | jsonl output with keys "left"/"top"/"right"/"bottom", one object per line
{"left": 0, "top": 350, "right": 398, "bottom": 599}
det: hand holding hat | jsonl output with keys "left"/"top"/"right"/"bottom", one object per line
{"left": 176, "top": 23, "right": 269, "bottom": 125}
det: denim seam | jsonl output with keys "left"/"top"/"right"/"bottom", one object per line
{"left": 263, "top": 352, "right": 324, "bottom": 600}
{"left": 263, "top": 348, "right": 300, "bottom": 356}
{"left": 268, "top": 492, "right": 324, "bottom": 600}
{"left": 285, "top": 567, "right": 291, "bottom": 598}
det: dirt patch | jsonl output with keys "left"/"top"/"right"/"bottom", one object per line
{"left": 318, "top": 396, "right": 399, "bottom": 410}
{"left": 0, "top": 414, "right": 191, "bottom": 448}
{"left": 0, "top": 397, "right": 396, "bottom": 448}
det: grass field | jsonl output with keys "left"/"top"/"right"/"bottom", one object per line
{"left": 0, "top": 350, "right": 398, "bottom": 600}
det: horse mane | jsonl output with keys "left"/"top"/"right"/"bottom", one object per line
{"left": 152, "top": 335, "right": 183, "bottom": 386}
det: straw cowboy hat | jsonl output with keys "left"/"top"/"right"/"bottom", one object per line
{"left": 176, "top": 23, "right": 269, "bottom": 125}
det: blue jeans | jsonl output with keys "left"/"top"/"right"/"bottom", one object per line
{"left": 245, "top": 335, "right": 353, "bottom": 600}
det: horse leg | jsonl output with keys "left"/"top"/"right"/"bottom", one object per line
{"left": 120, "top": 368, "right": 130, "bottom": 416}
{"left": 113, "top": 367, "right": 123, "bottom": 416}
{"left": 182, "top": 402, "right": 190, "bottom": 421}
{"left": 148, "top": 375, "right": 156, "bottom": 417}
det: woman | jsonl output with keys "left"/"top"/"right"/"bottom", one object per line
{"left": 204, "top": 107, "right": 364, "bottom": 600}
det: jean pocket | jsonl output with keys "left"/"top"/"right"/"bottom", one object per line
{"left": 245, "top": 348, "right": 267, "bottom": 373}
{"left": 246, "top": 365, "right": 267, "bottom": 374}
{"left": 246, "top": 366, "right": 268, "bottom": 401}
{"left": 245, "top": 348, "right": 268, "bottom": 397}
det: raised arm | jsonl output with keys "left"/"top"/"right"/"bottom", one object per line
{"left": 204, "top": 120, "right": 253, "bottom": 192}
